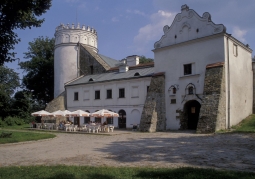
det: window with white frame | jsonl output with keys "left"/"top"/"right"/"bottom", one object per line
{"left": 106, "top": 89, "right": 112, "bottom": 99}
{"left": 95, "top": 90, "right": 100, "bottom": 99}
{"left": 184, "top": 64, "right": 192, "bottom": 75}
{"left": 119, "top": 88, "right": 125, "bottom": 98}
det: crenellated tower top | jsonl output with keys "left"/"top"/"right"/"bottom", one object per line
{"left": 54, "top": 22, "right": 98, "bottom": 52}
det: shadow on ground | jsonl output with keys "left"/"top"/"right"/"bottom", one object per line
{"left": 95, "top": 132, "right": 255, "bottom": 171}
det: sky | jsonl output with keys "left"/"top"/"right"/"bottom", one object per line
{"left": 6, "top": 0, "right": 255, "bottom": 79}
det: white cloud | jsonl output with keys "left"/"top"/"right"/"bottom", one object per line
{"left": 111, "top": 17, "right": 119, "bottom": 22}
{"left": 126, "top": 9, "right": 146, "bottom": 17}
{"left": 232, "top": 26, "right": 247, "bottom": 43}
{"left": 65, "top": 0, "right": 80, "bottom": 3}
{"left": 133, "top": 10, "right": 175, "bottom": 53}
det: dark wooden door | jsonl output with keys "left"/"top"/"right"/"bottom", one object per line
{"left": 118, "top": 110, "right": 126, "bottom": 128}
{"left": 187, "top": 100, "right": 201, "bottom": 130}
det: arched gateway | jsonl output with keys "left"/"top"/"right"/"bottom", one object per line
{"left": 183, "top": 100, "right": 201, "bottom": 130}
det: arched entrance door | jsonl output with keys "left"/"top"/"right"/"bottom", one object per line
{"left": 184, "top": 100, "right": 201, "bottom": 130}
{"left": 118, "top": 110, "right": 126, "bottom": 128}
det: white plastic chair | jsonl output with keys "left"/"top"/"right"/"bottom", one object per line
{"left": 109, "top": 126, "right": 114, "bottom": 132}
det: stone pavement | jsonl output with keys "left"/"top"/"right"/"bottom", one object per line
{"left": 0, "top": 130, "right": 254, "bottom": 172}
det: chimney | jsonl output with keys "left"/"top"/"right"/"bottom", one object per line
{"left": 126, "top": 55, "right": 139, "bottom": 66}
{"left": 118, "top": 63, "right": 129, "bottom": 72}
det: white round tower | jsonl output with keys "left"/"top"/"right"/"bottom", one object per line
{"left": 54, "top": 23, "right": 98, "bottom": 97}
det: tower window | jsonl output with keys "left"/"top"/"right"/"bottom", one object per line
{"left": 233, "top": 44, "right": 238, "bottom": 57}
{"left": 74, "top": 92, "right": 79, "bottom": 101}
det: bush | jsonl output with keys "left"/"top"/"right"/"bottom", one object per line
{"left": 0, "top": 119, "right": 7, "bottom": 127}
{"left": 4, "top": 116, "right": 24, "bottom": 126}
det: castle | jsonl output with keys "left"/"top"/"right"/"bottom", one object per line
{"left": 46, "top": 5, "right": 253, "bottom": 133}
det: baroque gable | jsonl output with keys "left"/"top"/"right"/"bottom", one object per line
{"left": 154, "top": 5, "right": 226, "bottom": 49}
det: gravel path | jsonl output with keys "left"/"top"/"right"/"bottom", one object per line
{"left": 0, "top": 131, "right": 254, "bottom": 172}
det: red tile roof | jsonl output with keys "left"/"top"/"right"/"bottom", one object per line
{"left": 206, "top": 62, "right": 224, "bottom": 69}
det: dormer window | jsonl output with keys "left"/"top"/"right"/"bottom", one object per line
{"left": 134, "top": 72, "right": 140, "bottom": 76}
{"left": 89, "top": 78, "right": 94, "bottom": 82}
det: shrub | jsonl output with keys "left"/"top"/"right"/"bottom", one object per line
{"left": 0, "top": 119, "right": 7, "bottom": 127}
{"left": 4, "top": 116, "right": 24, "bottom": 126}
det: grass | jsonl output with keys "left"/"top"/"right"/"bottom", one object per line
{"left": 0, "top": 129, "right": 55, "bottom": 144}
{"left": 0, "top": 166, "right": 254, "bottom": 179}
{"left": 231, "top": 114, "right": 255, "bottom": 133}
{"left": 216, "top": 114, "right": 255, "bottom": 133}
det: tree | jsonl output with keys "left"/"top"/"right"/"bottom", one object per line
{"left": 11, "top": 90, "right": 42, "bottom": 122}
{"left": 139, "top": 55, "right": 154, "bottom": 64}
{"left": 0, "top": 0, "right": 52, "bottom": 65}
{"left": 19, "top": 36, "right": 54, "bottom": 107}
{"left": 0, "top": 66, "right": 20, "bottom": 118}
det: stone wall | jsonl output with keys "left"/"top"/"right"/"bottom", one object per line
{"left": 196, "top": 64, "right": 226, "bottom": 133}
{"left": 252, "top": 62, "right": 255, "bottom": 113}
{"left": 139, "top": 73, "right": 166, "bottom": 132}
{"left": 42, "top": 91, "right": 66, "bottom": 123}
{"left": 79, "top": 45, "right": 109, "bottom": 76}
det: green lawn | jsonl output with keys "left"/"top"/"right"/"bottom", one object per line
{"left": 0, "top": 130, "right": 55, "bottom": 144}
{"left": 0, "top": 166, "right": 254, "bottom": 179}
{"left": 231, "top": 114, "right": 255, "bottom": 133}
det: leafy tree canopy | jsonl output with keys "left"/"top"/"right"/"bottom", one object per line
{"left": 0, "top": 0, "right": 52, "bottom": 65}
{"left": 0, "top": 66, "right": 20, "bottom": 118}
{"left": 139, "top": 55, "right": 154, "bottom": 64}
{"left": 19, "top": 36, "right": 54, "bottom": 106}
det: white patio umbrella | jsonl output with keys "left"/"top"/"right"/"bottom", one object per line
{"left": 49, "top": 110, "right": 72, "bottom": 117}
{"left": 70, "top": 110, "right": 90, "bottom": 117}
{"left": 90, "top": 109, "right": 119, "bottom": 117}
{"left": 31, "top": 110, "right": 51, "bottom": 117}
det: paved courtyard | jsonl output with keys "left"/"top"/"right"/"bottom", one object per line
{"left": 0, "top": 131, "right": 254, "bottom": 172}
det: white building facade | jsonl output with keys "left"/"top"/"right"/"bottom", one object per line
{"left": 50, "top": 5, "right": 253, "bottom": 133}
{"left": 139, "top": 4, "right": 252, "bottom": 132}
{"left": 65, "top": 65, "right": 153, "bottom": 128}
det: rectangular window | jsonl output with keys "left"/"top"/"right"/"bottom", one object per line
{"left": 184, "top": 64, "right": 192, "bottom": 75}
{"left": 147, "top": 86, "right": 150, "bottom": 92}
{"left": 233, "top": 44, "right": 238, "bottom": 56}
{"left": 106, "top": 89, "right": 112, "bottom": 99}
{"left": 171, "top": 99, "right": 176, "bottom": 104}
{"left": 106, "top": 117, "right": 113, "bottom": 124}
{"left": 119, "top": 88, "right": 125, "bottom": 98}
{"left": 74, "top": 92, "right": 79, "bottom": 101}
{"left": 84, "top": 117, "right": 90, "bottom": 124}
{"left": 95, "top": 90, "right": 100, "bottom": 99}
{"left": 95, "top": 117, "right": 101, "bottom": 123}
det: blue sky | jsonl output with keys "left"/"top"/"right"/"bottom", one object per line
{"left": 7, "top": 0, "right": 255, "bottom": 78}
